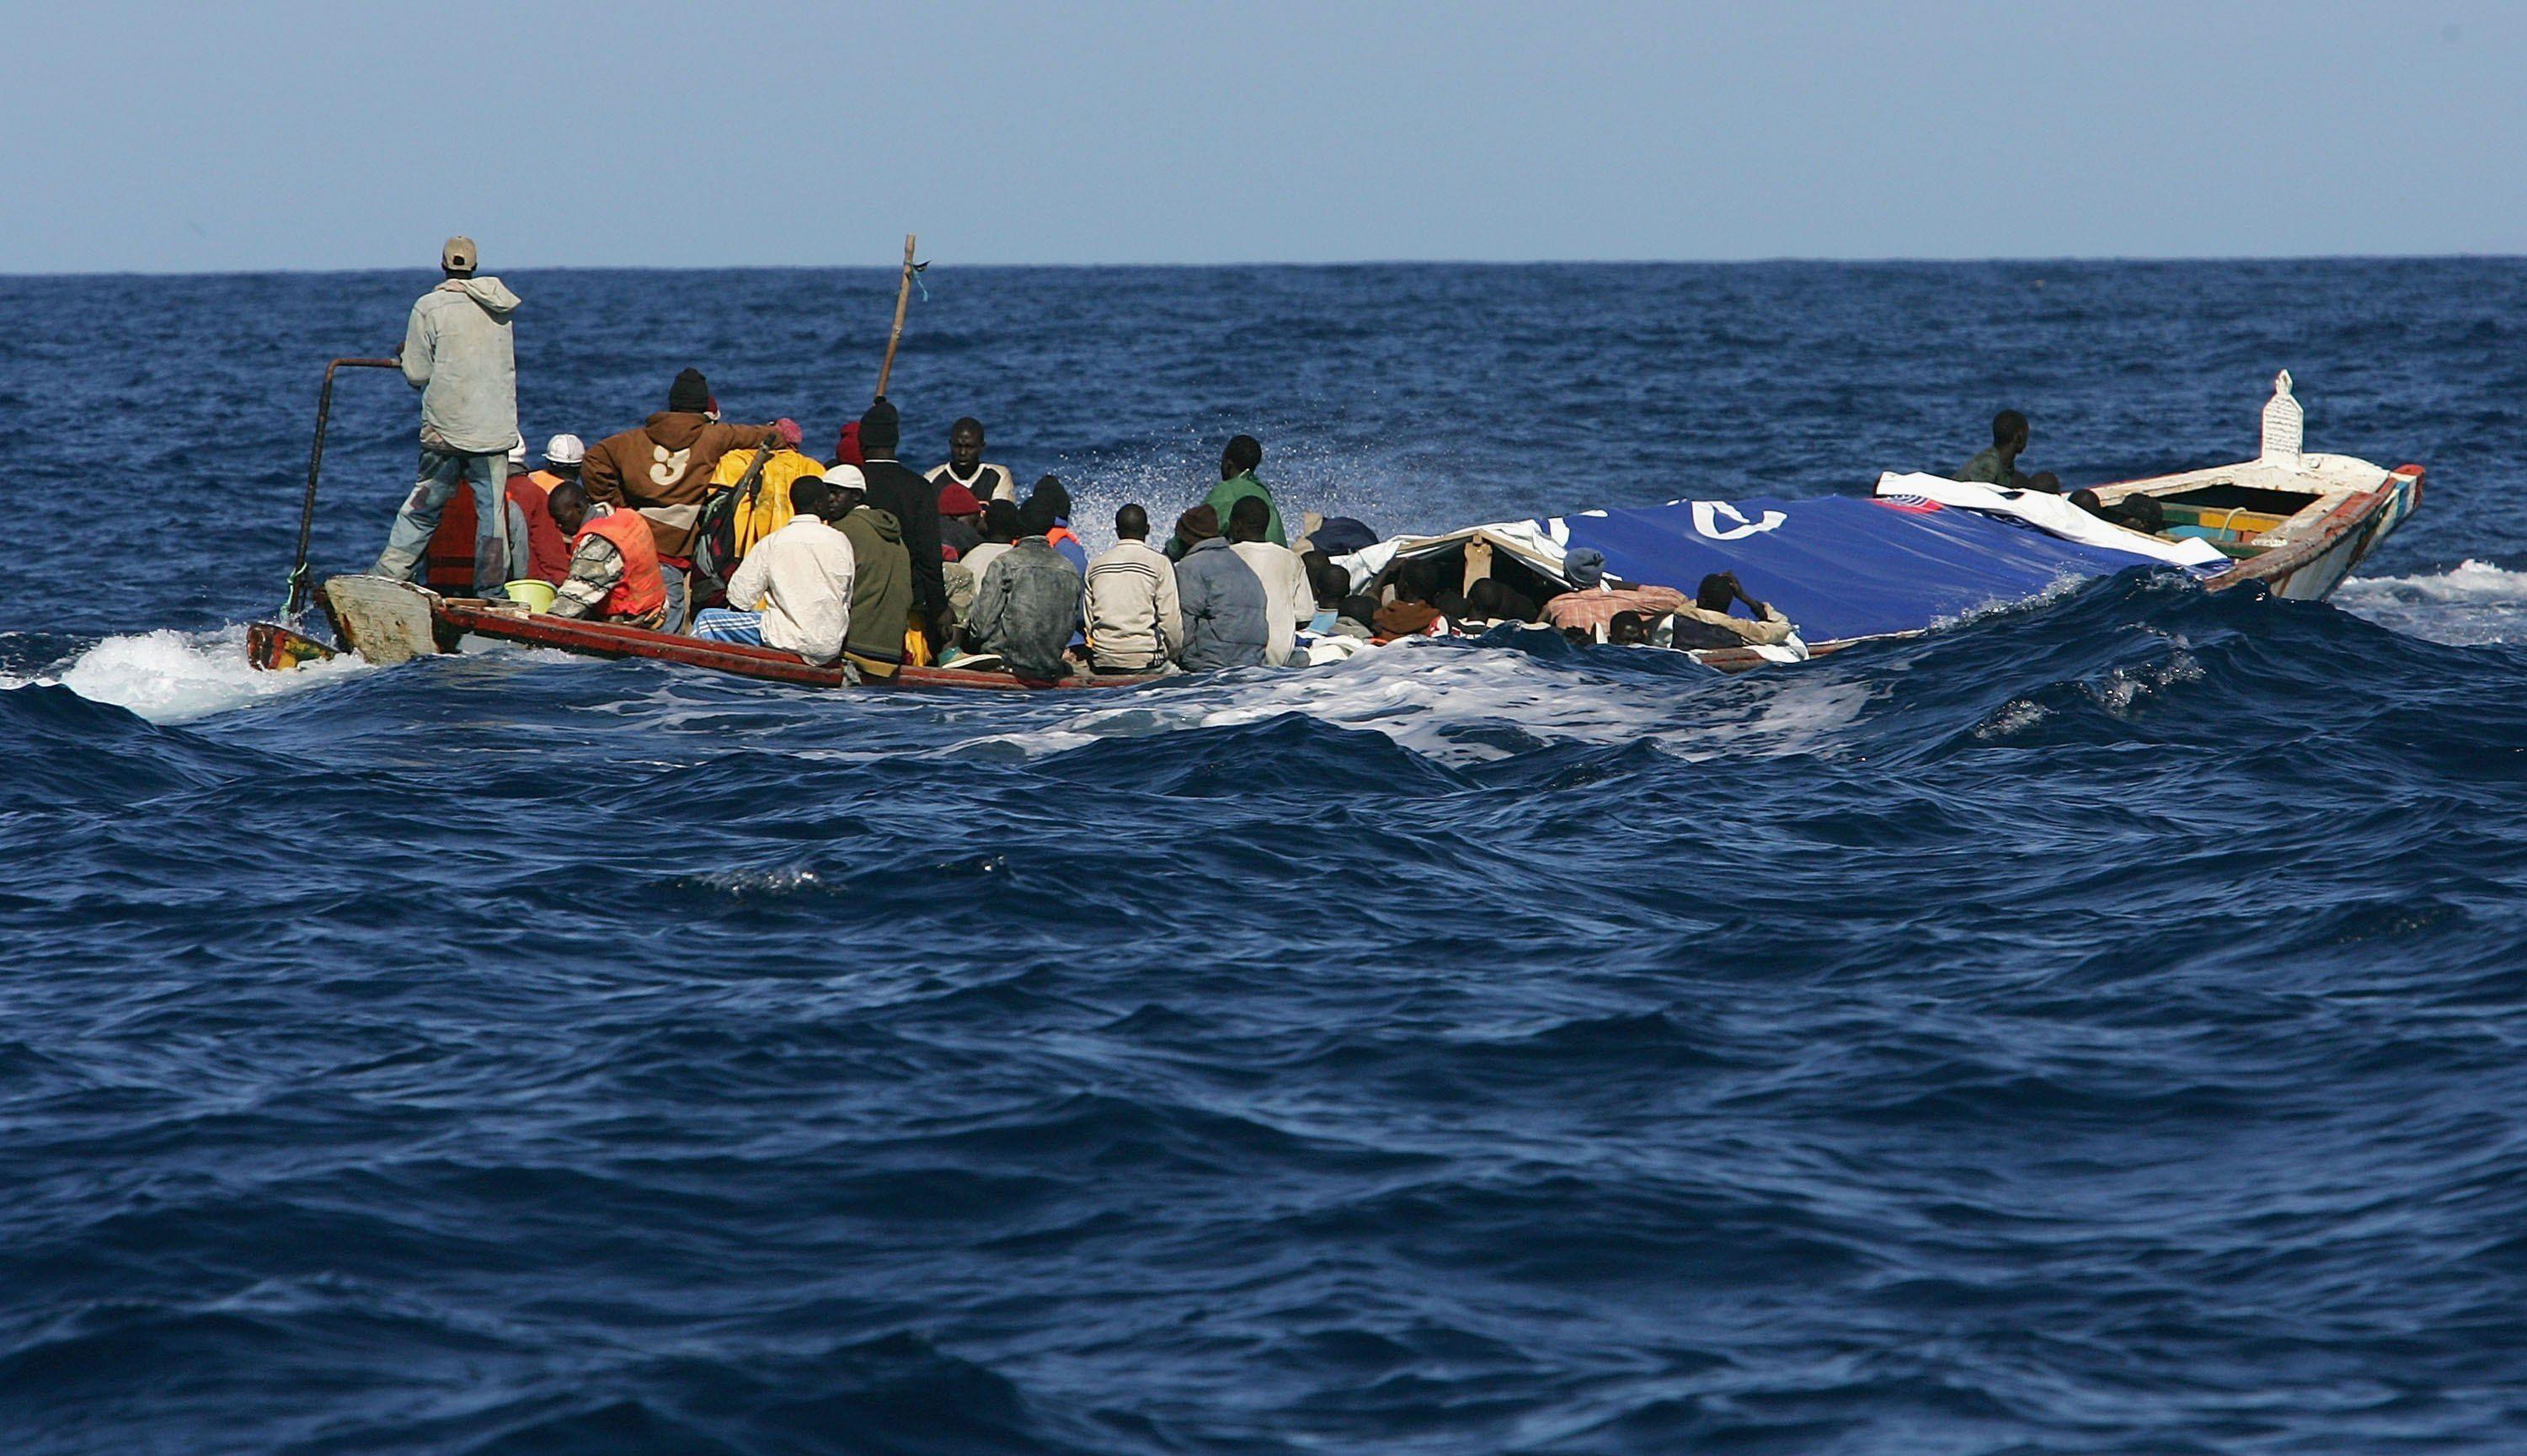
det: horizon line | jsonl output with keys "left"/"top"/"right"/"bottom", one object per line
{"left": 3, "top": 251, "right": 2521, "bottom": 281}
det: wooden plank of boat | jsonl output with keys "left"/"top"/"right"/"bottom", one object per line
{"left": 323, "top": 574, "right": 439, "bottom": 664}
{"left": 428, "top": 590, "right": 1157, "bottom": 691}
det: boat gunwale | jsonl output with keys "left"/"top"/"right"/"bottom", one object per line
{"left": 428, "top": 594, "right": 1159, "bottom": 691}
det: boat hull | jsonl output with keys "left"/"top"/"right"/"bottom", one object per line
{"left": 319, "top": 577, "right": 1157, "bottom": 691}
{"left": 2196, "top": 464, "right": 2421, "bottom": 602}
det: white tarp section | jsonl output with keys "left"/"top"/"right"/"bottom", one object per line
{"left": 1332, "top": 519, "right": 1570, "bottom": 594}
{"left": 1872, "top": 472, "right": 2230, "bottom": 570}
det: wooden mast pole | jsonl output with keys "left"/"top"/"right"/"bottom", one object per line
{"left": 875, "top": 232, "right": 918, "bottom": 400}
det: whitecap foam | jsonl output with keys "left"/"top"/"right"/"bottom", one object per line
{"left": 1043, "top": 637, "right": 1873, "bottom": 765}
{"left": 2335, "top": 561, "right": 2527, "bottom": 646}
{"left": 44, "top": 626, "right": 372, "bottom": 725}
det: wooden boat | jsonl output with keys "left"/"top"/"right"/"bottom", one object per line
{"left": 1372, "top": 372, "right": 2422, "bottom": 673}
{"left": 246, "top": 355, "right": 1155, "bottom": 692}
{"left": 2081, "top": 373, "right": 2422, "bottom": 603}
{"left": 309, "top": 575, "right": 1157, "bottom": 691}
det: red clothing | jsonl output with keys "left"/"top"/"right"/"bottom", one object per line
{"left": 425, "top": 474, "right": 572, "bottom": 588}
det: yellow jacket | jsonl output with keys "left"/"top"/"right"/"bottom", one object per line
{"left": 710, "top": 449, "right": 829, "bottom": 562}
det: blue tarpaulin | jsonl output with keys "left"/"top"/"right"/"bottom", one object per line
{"left": 1552, "top": 497, "right": 2185, "bottom": 643}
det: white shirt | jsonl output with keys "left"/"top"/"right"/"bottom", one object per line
{"left": 724, "top": 515, "right": 856, "bottom": 664}
{"left": 960, "top": 541, "right": 1015, "bottom": 583}
{"left": 1231, "top": 539, "right": 1315, "bottom": 668}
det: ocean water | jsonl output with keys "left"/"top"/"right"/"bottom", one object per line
{"left": 4, "top": 260, "right": 2526, "bottom": 1454}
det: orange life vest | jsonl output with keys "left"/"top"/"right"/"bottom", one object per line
{"left": 575, "top": 509, "right": 666, "bottom": 620}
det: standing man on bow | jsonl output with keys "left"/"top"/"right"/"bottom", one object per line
{"left": 371, "top": 236, "right": 524, "bottom": 599}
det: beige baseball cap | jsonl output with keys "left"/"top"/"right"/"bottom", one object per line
{"left": 441, "top": 236, "right": 478, "bottom": 272}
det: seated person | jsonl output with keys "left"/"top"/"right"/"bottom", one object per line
{"left": 1607, "top": 610, "right": 1657, "bottom": 646}
{"left": 1373, "top": 560, "right": 1452, "bottom": 638}
{"left": 1027, "top": 476, "right": 1091, "bottom": 572}
{"left": 927, "top": 416, "right": 1019, "bottom": 504}
{"left": 2070, "top": 488, "right": 2166, "bottom": 534}
{"left": 1306, "top": 556, "right": 1349, "bottom": 635}
{"left": 691, "top": 476, "right": 857, "bottom": 665}
{"left": 1958, "top": 409, "right": 2043, "bottom": 490}
{"left": 421, "top": 465, "right": 569, "bottom": 590}
{"left": 1462, "top": 576, "right": 1541, "bottom": 625}
{"left": 1226, "top": 494, "right": 1313, "bottom": 666}
{"left": 1172, "top": 504, "right": 1270, "bottom": 671}
{"left": 938, "top": 480, "right": 986, "bottom": 560}
{"left": 545, "top": 481, "right": 667, "bottom": 628}
{"left": 1540, "top": 552, "right": 1689, "bottom": 639}
{"left": 1082, "top": 504, "right": 1182, "bottom": 675}
{"left": 960, "top": 499, "right": 1022, "bottom": 585}
{"left": 825, "top": 466, "right": 914, "bottom": 681}
{"left": 1333, "top": 593, "right": 1381, "bottom": 639}
{"left": 1668, "top": 572, "right": 1797, "bottom": 649}
{"left": 966, "top": 496, "right": 1084, "bottom": 680}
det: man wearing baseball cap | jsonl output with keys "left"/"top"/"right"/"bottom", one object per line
{"left": 371, "top": 236, "right": 526, "bottom": 598}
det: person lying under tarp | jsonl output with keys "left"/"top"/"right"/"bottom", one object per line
{"left": 1667, "top": 572, "right": 1798, "bottom": 650}
{"left": 1541, "top": 552, "right": 1799, "bottom": 653}
{"left": 2069, "top": 488, "right": 2166, "bottom": 536}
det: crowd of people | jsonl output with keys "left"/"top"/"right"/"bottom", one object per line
{"left": 374, "top": 236, "right": 2127, "bottom": 679}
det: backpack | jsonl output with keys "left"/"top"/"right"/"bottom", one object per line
{"left": 693, "top": 447, "right": 824, "bottom": 589}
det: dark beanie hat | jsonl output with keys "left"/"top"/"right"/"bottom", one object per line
{"left": 668, "top": 368, "right": 710, "bottom": 413}
{"left": 981, "top": 499, "right": 1023, "bottom": 542}
{"left": 859, "top": 399, "right": 900, "bottom": 454}
{"left": 1176, "top": 504, "right": 1221, "bottom": 547}
{"left": 1028, "top": 474, "right": 1072, "bottom": 523}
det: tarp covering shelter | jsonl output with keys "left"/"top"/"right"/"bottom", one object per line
{"left": 1354, "top": 484, "right": 2224, "bottom": 645}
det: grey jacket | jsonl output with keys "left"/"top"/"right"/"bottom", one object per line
{"left": 1173, "top": 536, "right": 1269, "bottom": 672}
{"left": 968, "top": 537, "right": 1082, "bottom": 679}
{"left": 1082, "top": 538, "right": 1183, "bottom": 671}
{"left": 403, "top": 276, "right": 521, "bottom": 455}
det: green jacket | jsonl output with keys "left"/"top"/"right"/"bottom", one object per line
{"left": 1204, "top": 472, "right": 1285, "bottom": 548}
{"left": 1956, "top": 446, "right": 2033, "bottom": 490}
{"left": 838, "top": 506, "right": 911, "bottom": 664}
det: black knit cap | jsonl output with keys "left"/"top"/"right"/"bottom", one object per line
{"left": 859, "top": 398, "right": 900, "bottom": 454}
{"left": 1027, "top": 474, "right": 1072, "bottom": 523}
{"left": 668, "top": 368, "right": 710, "bottom": 413}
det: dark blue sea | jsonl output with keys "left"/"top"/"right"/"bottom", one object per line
{"left": 4, "top": 260, "right": 2526, "bottom": 1454}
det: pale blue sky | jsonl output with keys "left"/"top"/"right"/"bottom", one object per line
{"left": 3, "top": 0, "right": 2517, "bottom": 273}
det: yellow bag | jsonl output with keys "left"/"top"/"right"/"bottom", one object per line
{"left": 709, "top": 449, "right": 827, "bottom": 562}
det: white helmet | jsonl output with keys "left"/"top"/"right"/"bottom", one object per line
{"left": 544, "top": 433, "right": 586, "bottom": 467}
{"left": 507, "top": 439, "right": 529, "bottom": 467}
